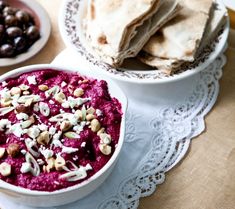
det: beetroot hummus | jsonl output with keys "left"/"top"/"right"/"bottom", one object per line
{"left": 0, "top": 69, "right": 122, "bottom": 192}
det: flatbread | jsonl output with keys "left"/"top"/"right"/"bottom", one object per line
{"left": 84, "top": 0, "right": 180, "bottom": 66}
{"left": 115, "top": 0, "right": 181, "bottom": 66}
{"left": 139, "top": 3, "right": 226, "bottom": 74}
{"left": 143, "top": 0, "right": 213, "bottom": 62}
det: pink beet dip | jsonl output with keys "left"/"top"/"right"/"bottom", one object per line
{"left": 0, "top": 69, "right": 122, "bottom": 192}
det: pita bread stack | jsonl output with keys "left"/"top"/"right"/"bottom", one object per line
{"left": 84, "top": 0, "right": 181, "bottom": 67}
{"left": 139, "top": 0, "right": 227, "bottom": 74}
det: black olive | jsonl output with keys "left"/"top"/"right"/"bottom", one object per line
{"left": 0, "top": 24, "right": 4, "bottom": 33}
{"left": 0, "top": 1, "right": 7, "bottom": 11}
{"left": 6, "top": 26, "right": 22, "bottom": 38}
{"left": 0, "top": 2, "right": 40, "bottom": 58}
{"left": 0, "top": 24, "right": 4, "bottom": 34}
{"left": 14, "top": 36, "right": 26, "bottom": 52}
{"left": 0, "top": 43, "right": 14, "bottom": 57}
{"left": 5, "top": 15, "right": 18, "bottom": 27}
{"left": 0, "top": 24, "right": 4, "bottom": 43}
{"left": 0, "top": 13, "right": 3, "bottom": 23}
{"left": 25, "top": 25, "right": 39, "bottom": 40}
{"left": 15, "top": 10, "right": 30, "bottom": 24}
{"left": 3, "top": 6, "right": 17, "bottom": 16}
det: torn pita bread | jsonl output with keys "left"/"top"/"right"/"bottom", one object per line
{"left": 84, "top": 0, "right": 180, "bottom": 66}
{"left": 139, "top": 3, "right": 226, "bottom": 75}
{"left": 138, "top": 52, "right": 183, "bottom": 74}
{"left": 143, "top": 0, "right": 213, "bottom": 62}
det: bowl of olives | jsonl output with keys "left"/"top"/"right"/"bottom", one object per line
{"left": 0, "top": 0, "right": 51, "bottom": 66}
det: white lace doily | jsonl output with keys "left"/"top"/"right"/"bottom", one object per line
{"left": 0, "top": 50, "right": 226, "bottom": 209}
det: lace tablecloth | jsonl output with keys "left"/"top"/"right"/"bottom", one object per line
{"left": 0, "top": 49, "right": 226, "bottom": 209}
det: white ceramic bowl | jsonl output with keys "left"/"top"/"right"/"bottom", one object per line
{"left": 0, "top": 0, "right": 51, "bottom": 67}
{"left": 58, "top": 0, "right": 229, "bottom": 84}
{"left": 0, "top": 64, "right": 127, "bottom": 207}
{"left": 58, "top": 0, "right": 229, "bottom": 103}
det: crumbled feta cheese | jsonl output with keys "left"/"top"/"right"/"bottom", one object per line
{"left": 49, "top": 100, "right": 55, "bottom": 104}
{"left": 62, "top": 101, "right": 70, "bottom": 108}
{"left": 49, "top": 126, "right": 56, "bottom": 135}
{"left": 8, "top": 123, "right": 24, "bottom": 137}
{"left": 52, "top": 139, "right": 63, "bottom": 148}
{"left": 61, "top": 146, "right": 78, "bottom": 154}
{"left": 27, "top": 75, "right": 37, "bottom": 85}
{"left": 33, "top": 103, "right": 39, "bottom": 112}
{"left": 85, "top": 163, "right": 92, "bottom": 170}
{"left": 67, "top": 114, "right": 78, "bottom": 125}
{"left": 96, "top": 109, "right": 103, "bottom": 116}
{"left": 0, "top": 88, "right": 11, "bottom": 100}
{"left": 0, "top": 119, "right": 11, "bottom": 131}
{"left": 38, "top": 124, "right": 48, "bottom": 131}
{"left": 2, "top": 81, "right": 8, "bottom": 87}
{"left": 81, "top": 142, "right": 86, "bottom": 147}
{"left": 73, "top": 156, "right": 79, "bottom": 161}
{"left": 39, "top": 148, "right": 54, "bottom": 160}
{"left": 16, "top": 113, "right": 29, "bottom": 121}
{"left": 27, "top": 126, "right": 40, "bottom": 139}
{"left": 60, "top": 109, "right": 65, "bottom": 113}
{"left": 37, "top": 159, "right": 45, "bottom": 165}
{"left": 61, "top": 81, "right": 67, "bottom": 87}
{"left": 11, "top": 94, "right": 20, "bottom": 107}
{"left": 21, "top": 149, "right": 27, "bottom": 155}
{"left": 20, "top": 162, "right": 32, "bottom": 173}
{"left": 52, "top": 131, "right": 62, "bottom": 141}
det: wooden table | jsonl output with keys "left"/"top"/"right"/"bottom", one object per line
{"left": 1, "top": 1, "right": 235, "bottom": 208}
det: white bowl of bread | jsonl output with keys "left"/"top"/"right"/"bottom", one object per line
{"left": 59, "top": 0, "right": 229, "bottom": 101}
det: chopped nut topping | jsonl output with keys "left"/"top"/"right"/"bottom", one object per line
{"left": 38, "top": 84, "right": 49, "bottom": 91}
{"left": 90, "top": 119, "right": 101, "bottom": 132}
{"left": 82, "top": 79, "right": 89, "bottom": 83}
{"left": 54, "top": 92, "right": 66, "bottom": 103}
{"left": 21, "top": 115, "right": 35, "bottom": 129}
{"left": 74, "top": 110, "right": 82, "bottom": 120}
{"left": 10, "top": 87, "right": 21, "bottom": 96}
{"left": 0, "top": 71, "right": 121, "bottom": 186}
{"left": 43, "top": 157, "right": 55, "bottom": 173}
{"left": 0, "top": 147, "right": 5, "bottom": 158}
{"left": 0, "top": 98, "right": 12, "bottom": 107}
{"left": 100, "top": 133, "right": 112, "bottom": 144}
{"left": 0, "top": 162, "right": 11, "bottom": 176}
{"left": 99, "top": 144, "right": 112, "bottom": 155}
{"left": 55, "top": 156, "right": 65, "bottom": 171}
{"left": 86, "top": 107, "right": 95, "bottom": 114}
{"left": 86, "top": 114, "right": 95, "bottom": 121}
{"left": 97, "top": 127, "right": 105, "bottom": 136}
{"left": 15, "top": 104, "right": 31, "bottom": 114}
{"left": 7, "top": 143, "right": 20, "bottom": 157}
{"left": 73, "top": 88, "right": 84, "bottom": 97}
{"left": 37, "top": 131, "right": 50, "bottom": 145}
{"left": 25, "top": 98, "right": 34, "bottom": 107}
{"left": 60, "top": 121, "right": 72, "bottom": 132}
